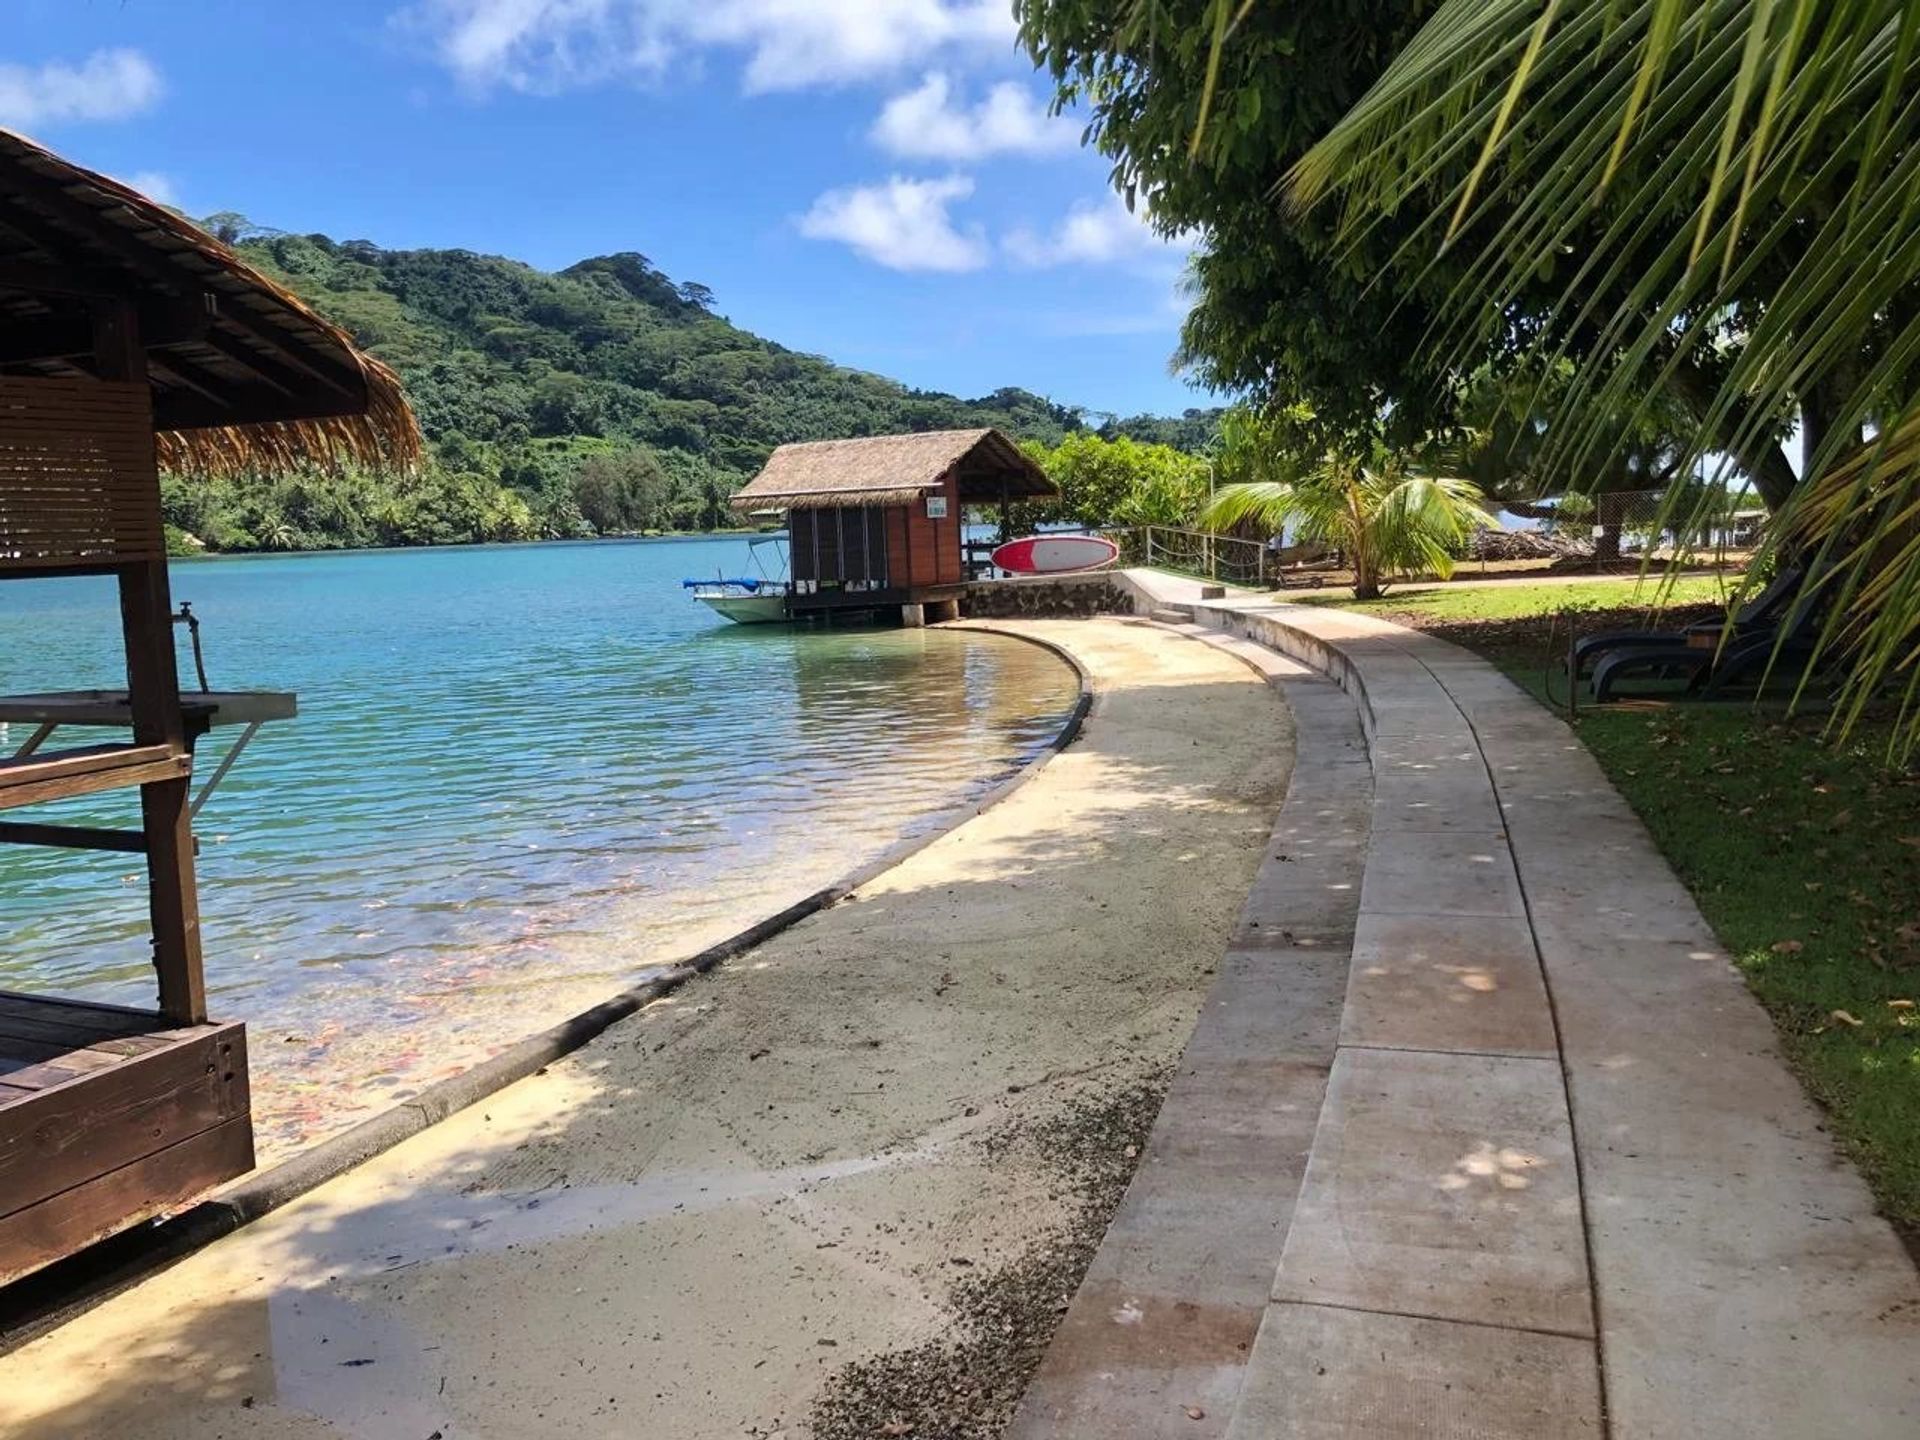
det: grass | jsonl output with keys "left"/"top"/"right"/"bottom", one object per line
{"left": 1291, "top": 573, "right": 1736, "bottom": 621}
{"left": 1333, "top": 576, "right": 1920, "bottom": 1245}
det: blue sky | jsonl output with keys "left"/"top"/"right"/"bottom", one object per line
{"left": 3, "top": 1, "right": 1207, "bottom": 418}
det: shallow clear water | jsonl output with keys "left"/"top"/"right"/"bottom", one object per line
{"left": 0, "top": 539, "right": 1078, "bottom": 1159}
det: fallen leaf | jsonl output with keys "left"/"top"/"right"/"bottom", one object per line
{"left": 1770, "top": 940, "right": 1805, "bottom": 955}
{"left": 1830, "top": 1010, "right": 1864, "bottom": 1028}
{"left": 1888, "top": 999, "right": 1914, "bottom": 1011}
{"left": 880, "top": 1422, "right": 914, "bottom": 1436}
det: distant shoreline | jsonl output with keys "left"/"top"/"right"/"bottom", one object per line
{"left": 167, "top": 530, "right": 771, "bottom": 561}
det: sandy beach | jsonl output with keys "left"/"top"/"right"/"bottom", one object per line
{"left": 0, "top": 618, "right": 1292, "bottom": 1440}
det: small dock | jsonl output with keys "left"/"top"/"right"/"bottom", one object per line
{"left": 0, "top": 995, "right": 249, "bottom": 1288}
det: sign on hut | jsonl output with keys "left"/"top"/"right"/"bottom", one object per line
{"left": 0, "top": 131, "right": 419, "bottom": 1285}
{"left": 727, "top": 429, "right": 1056, "bottom": 625}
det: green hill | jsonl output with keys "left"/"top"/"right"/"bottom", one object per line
{"left": 159, "top": 220, "right": 1217, "bottom": 552}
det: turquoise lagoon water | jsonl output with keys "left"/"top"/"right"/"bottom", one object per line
{"left": 0, "top": 539, "right": 1078, "bottom": 1158}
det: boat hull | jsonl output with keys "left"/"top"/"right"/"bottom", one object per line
{"left": 697, "top": 592, "right": 789, "bottom": 625}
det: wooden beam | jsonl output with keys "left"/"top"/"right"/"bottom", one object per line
{"left": 120, "top": 557, "right": 207, "bottom": 1026}
{"left": 0, "top": 173, "right": 365, "bottom": 402}
{"left": 95, "top": 301, "right": 209, "bottom": 1026}
{"left": 0, "top": 822, "right": 147, "bottom": 853}
{"left": 152, "top": 388, "right": 364, "bottom": 431}
{"left": 0, "top": 747, "right": 190, "bottom": 811}
{"left": 0, "top": 296, "right": 210, "bottom": 365}
{"left": 207, "top": 298, "right": 363, "bottom": 401}
{"left": 192, "top": 328, "right": 305, "bottom": 398}
{"left": 0, "top": 256, "right": 138, "bottom": 298}
{"left": 148, "top": 350, "right": 239, "bottom": 412}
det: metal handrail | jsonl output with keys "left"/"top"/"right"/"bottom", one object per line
{"left": 1096, "top": 524, "right": 1275, "bottom": 586}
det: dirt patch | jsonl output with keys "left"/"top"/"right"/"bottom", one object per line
{"left": 809, "top": 1076, "right": 1171, "bottom": 1440}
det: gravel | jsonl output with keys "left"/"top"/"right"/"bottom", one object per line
{"left": 808, "top": 1074, "right": 1172, "bottom": 1440}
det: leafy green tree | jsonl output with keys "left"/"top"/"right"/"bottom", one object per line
{"left": 571, "top": 448, "right": 670, "bottom": 534}
{"left": 1016, "top": 0, "right": 1458, "bottom": 453}
{"left": 1013, "top": 434, "right": 1210, "bottom": 531}
{"left": 1014, "top": 1, "right": 1802, "bottom": 504}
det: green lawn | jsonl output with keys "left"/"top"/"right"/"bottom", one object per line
{"left": 1293, "top": 573, "right": 1736, "bottom": 621}
{"left": 1332, "top": 578, "right": 1920, "bottom": 1247}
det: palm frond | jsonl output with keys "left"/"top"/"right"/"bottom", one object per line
{"left": 1276, "top": 0, "right": 1920, "bottom": 752}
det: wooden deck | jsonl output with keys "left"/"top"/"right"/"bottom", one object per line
{"left": 0, "top": 991, "right": 250, "bottom": 1287}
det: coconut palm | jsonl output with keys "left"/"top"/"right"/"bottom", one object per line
{"left": 1263, "top": 0, "right": 1920, "bottom": 749}
{"left": 1202, "top": 442, "right": 1489, "bottom": 599}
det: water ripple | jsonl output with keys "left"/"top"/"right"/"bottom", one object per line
{"left": 0, "top": 538, "right": 1078, "bottom": 1158}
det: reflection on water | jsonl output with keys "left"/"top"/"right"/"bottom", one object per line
{"left": 0, "top": 539, "right": 1077, "bottom": 1159}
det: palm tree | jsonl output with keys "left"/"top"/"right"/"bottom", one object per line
{"left": 1265, "top": 0, "right": 1920, "bottom": 749}
{"left": 1201, "top": 442, "right": 1489, "bottom": 599}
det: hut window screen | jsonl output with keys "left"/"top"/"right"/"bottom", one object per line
{"left": 0, "top": 377, "right": 163, "bottom": 572}
{"left": 791, "top": 507, "right": 890, "bottom": 589}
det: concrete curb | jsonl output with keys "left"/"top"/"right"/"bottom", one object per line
{"left": 0, "top": 624, "right": 1092, "bottom": 1350}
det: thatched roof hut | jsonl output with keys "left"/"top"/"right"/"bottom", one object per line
{"left": 730, "top": 428, "right": 1054, "bottom": 510}
{"left": 0, "top": 128, "right": 419, "bottom": 476}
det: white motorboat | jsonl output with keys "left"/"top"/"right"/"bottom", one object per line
{"left": 684, "top": 535, "right": 791, "bottom": 624}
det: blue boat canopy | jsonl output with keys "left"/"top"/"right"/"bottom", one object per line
{"left": 682, "top": 578, "right": 766, "bottom": 591}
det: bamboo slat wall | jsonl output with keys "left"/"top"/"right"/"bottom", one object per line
{"left": 0, "top": 376, "right": 162, "bottom": 572}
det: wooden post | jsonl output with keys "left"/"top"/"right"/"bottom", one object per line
{"left": 96, "top": 300, "right": 207, "bottom": 1024}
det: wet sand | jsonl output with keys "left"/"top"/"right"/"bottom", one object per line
{"left": 0, "top": 618, "right": 1293, "bottom": 1440}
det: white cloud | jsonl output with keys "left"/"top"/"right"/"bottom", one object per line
{"left": 401, "top": 0, "right": 1013, "bottom": 95}
{"left": 870, "top": 72, "right": 1075, "bottom": 162}
{"left": 798, "top": 174, "right": 987, "bottom": 273}
{"left": 0, "top": 49, "right": 163, "bottom": 129}
{"left": 121, "top": 171, "right": 180, "bottom": 208}
{"left": 1005, "top": 194, "right": 1191, "bottom": 269}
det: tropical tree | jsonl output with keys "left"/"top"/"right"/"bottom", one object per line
{"left": 1267, "top": 0, "right": 1920, "bottom": 748}
{"left": 1201, "top": 440, "right": 1489, "bottom": 599}
{"left": 1011, "top": 433, "right": 1211, "bottom": 531}
{"left": 1015, "top": 0, "right": 1457, "bottom": 458}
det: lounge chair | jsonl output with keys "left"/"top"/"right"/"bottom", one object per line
{"left": 1590, "top": 584, "right": 1829, "bottom": 701}
{"left": 1571, "top": 566, "right": 1803, "bottom": 679}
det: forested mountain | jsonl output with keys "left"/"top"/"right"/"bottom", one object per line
{"left": 160, "top": 219, "right": 1218, "bottom": 550}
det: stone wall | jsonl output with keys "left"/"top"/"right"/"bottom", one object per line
{"left": 959, "top": 572, "right": 1134, "bottom": 619}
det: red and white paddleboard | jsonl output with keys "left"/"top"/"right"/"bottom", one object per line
{"left": 991, "top": 534, "right": 1120, "bottom": 575}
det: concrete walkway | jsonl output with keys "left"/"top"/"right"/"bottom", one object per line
{"left": 1015, "top": 597, "right": 1920, "bottom": 1438}
{"left": 0, "top": 619, "right": 1291, "bottom": 1440}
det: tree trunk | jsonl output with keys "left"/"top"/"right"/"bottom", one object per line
{"left": 1664, "top": 360, "right": 1801, "bottom": 512}
{"left": 1595, "top": 491, "right": 1625, "bottom": 562}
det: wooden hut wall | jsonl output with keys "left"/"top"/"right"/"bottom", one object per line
{"left": 899, "top": 471, "right": 962, "bottom": 587}
{"left": 885, "top": 505, "right": 911, "bottom": 588}
{"left": 0, "top": 376, "right": 164, "bottom": 573}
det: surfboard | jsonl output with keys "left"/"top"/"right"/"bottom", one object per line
{"left": 991, "top": 534, "right": 1120, "bottom": 575}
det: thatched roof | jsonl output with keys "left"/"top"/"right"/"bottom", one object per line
{"left": 0, "top": 129, "right": 420, "bottom": 476}
{"left": 730, "top": 428, "right": 1055, "bottom": 510}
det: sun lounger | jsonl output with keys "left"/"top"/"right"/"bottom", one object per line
{"left": 1571, "top": 566, "right": 1803, "bottom": 678}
